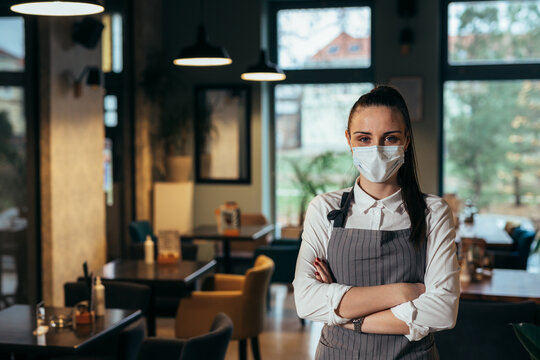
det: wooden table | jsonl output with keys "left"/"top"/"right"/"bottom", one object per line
{"left": 97, "top": 259, "right": 217, "bottom": 336}
{"left": 0, "top": 305, "right": 140, "bottom": 356}
{"left": 457, "top": 214, "right": 514, "bottom": 249}
{"left": 460, "top": 269, "right": 540, "bottom": 303}
{"left": 180, "top": 224, "right": 274, "bottom": 273}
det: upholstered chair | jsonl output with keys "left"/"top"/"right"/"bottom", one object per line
{"left": 137, "top": 313, "right": 233, "bottom": 360}
{"left": 175, "top": 255, "right": 275, "bottom": 360}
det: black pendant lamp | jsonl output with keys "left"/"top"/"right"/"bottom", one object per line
{"left": 241, "top": 50, "right": 285, "bottom": 82}
{"left": 173, "top": 0, "right": 232, "bottom": 67}
{"left": 173, "top": 24, "right": 232, "bottom": 67}
{"left": 11, "top": 0, "right": 104, "bottom": 16}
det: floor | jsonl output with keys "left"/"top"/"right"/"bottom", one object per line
{"left": 156, "top": 284, "right": 321, "bottom": 360}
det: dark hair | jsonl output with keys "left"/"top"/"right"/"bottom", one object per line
{"left": 347, "top": 85, "right": 427, "bottom": 247}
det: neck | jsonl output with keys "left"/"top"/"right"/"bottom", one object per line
{"left": 358, "top": 175, "right": 400, "bottom": 200}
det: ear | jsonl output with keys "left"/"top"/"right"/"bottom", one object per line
{"left": 345, "top": 129, "right": 353, "bottom": 153}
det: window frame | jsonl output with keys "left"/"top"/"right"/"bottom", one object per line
{"left": 268, "top": 0, "right": 375, "bottom": 84}
{"left": 267, "top": 0, "right": 375, "bottom": 229}
{"left": 0, "top": 7, "right": 41, "bottom": 307}
{"left": 440, "top": 0, "right": 540, "bottom": 194}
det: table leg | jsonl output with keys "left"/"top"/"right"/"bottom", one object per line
{"left": 147, "top": 288, "right": 157, "bottom": 336}
{"left": 223, "top": 240, "right": 231, "bottom": 273}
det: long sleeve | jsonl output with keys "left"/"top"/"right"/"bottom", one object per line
{"left": 293, "top": 195, "right": 352, "bottom": 325}
{"left": 391, "top": 198, "right": 461, "bottom": 341}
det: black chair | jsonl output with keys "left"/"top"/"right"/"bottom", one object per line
{"left": 64, "top": 280, "right": 151, "bottom": 360}
{"left": 254, "top": 239, "right": 300, "bottom": 285}
{"left": 129, "top": 220, "right": 157, "bottom": 244}
{"left": 254, "top": 237, "right": 304, "bottom": 326}
{"left": 137, "top": 312, "right": 233, "bottom": 360}
{"left": 129, "top": 220, "right": 198, "bottom": 261}
{"left": 488, "top": 227, "right": 537, "bottom": 270}
{"left": 434, "top": 300, "right": 537, "bottom": 360}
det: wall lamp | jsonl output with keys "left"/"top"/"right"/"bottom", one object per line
{"left": 11, "top": 0, "right": 104, "bottom": 16}
{"left": 241, "top": 50, "right": 285, "bottom": 82}
{"left": 74, "top": 66, "right": 101, "bottom": 98}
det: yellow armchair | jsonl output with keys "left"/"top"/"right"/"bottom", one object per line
{"left": 175, "top": 255, "right": 275, "bottom": 360}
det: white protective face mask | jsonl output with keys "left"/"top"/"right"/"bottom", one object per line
{"left": 352, "top": 145, "right": 405, "bottom": 183}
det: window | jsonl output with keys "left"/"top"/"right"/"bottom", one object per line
{"left": 0, "top": 14, "right": 39, "bottom": 309}
{"left": 442, "top": 1, "right": 540, "bottom": 218}
{"left": 276, "top": 5, "right": 371, "bottom": 70}
{"left": 101, "top": 12, "right": 123, "bottom": 73}
{"left": 349, "top": 44, "right": 361, "bottom": 52}
{"left": 270, "top": 1, "right": 374, "bottom": 236}
{"left": 100, "top": 0, "right": 134, "bottom": 261}
{"left": 104, "top": 94, "right": 118, "bottom": 127}
{"left": 328, "top": 45, "right": 339, "bottom": 54}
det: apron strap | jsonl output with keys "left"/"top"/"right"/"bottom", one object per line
{"left": 327, "top": 190, "right": 354, "bottom": 228}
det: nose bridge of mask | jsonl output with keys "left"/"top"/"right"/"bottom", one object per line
{"left": 353, "top": 145, "right": 402, "bottom": 158}
{"left": 352, "top": 145, "right": 405, "bottom": 183}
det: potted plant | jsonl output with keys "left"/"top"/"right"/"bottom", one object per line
{"left": 281, "top": 151, "right": 356, "bottom": 238}
{"left": 141, "top": 59, "right": 192, "bottom": 182}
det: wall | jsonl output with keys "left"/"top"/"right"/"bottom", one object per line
{"left": 160, "top": 0, "right": 264, "bottom": 226}
{"left": 137, "top": 0, "right": 443, "bottom": 230}
{"left": 374, "top": 1, "right": 441, "bottom": 194}
{"left": 39, "top": 17, "right": 106, "bottom": 306}
{"left": 133, "top": 1, "right": 160, "bottom": 223}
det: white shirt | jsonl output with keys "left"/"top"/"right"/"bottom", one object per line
{"left": 293, "top": 180, "right": 460, "bottom": 341}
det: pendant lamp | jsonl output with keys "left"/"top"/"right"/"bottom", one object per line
{"left": 173, "top": 0, "right": 231, "bottom": 67}
{"left": 11, "top": 0, "right": 104, "bottom": 16}
{"left": 241, "top": 50, "right": 285, "bottom": 82}
{"left": 173, "top": 24, "right": 232, "bottom": 66}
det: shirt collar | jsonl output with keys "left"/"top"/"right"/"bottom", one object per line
{"left": 353, "top": 178, "right": 404, "bottom": 213}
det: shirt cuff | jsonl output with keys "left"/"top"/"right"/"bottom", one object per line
{"left": 326, "top": 283, "right": 352, "bottom": 325}
{"left": 391, "top": 301, "right": 430, "bottom": 341}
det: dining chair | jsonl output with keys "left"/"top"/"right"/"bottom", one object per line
{"left": 127, "top": 223, "right": 199, "bottom": 318}
{"left": 175, "top": 255, "right": 274, "bottom": 360}
{"left": 230, "top": 213, "right": 270, "bottom": 254}
{"left": 129, "top": 220, "right": 198, "bottom": 261}
{"left": 129, "top": 220, "right": 157, "bottom": 243}
{"left": 511, "top": 322, "right": 540, "bottom": 360}
{"left": 487, "top": 227, "right": 537, "bottom": 270}
{"left": 222, "top": 213, "right": 271, "bottom": 274}
{"left": 137, "top": 312, "right": 233, "bottom": 360}
{"left": 434, "top": 300, "right": 536, "bottom": 360}
{"left": 253, "top": 235, "right": 305, "bottom": 326}
{"left": 64, "top": 280, "right": 151, "bottom": 360}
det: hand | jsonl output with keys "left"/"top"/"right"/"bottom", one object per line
{"left": 339, "top": 322, "right": 354, "bottom": 331}
{"left": 401, "top": 283, "right": 426, "bottom": 302}
{"left": 314, "top": 257, "right": 333, "bottom": 284}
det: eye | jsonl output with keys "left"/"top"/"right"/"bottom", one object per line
{"left": 385, "top": 135, "right": 398, "bottom": 143}
{"left": 357, "top": 136, "right": 370, "bottom": 143}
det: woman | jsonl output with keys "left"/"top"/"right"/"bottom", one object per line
{"left": 293, "top": 86, "right": 460, "bottom": 359}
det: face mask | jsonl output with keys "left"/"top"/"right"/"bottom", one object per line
{"left": 352, "top": 145, "right": 405, "bottom": 183}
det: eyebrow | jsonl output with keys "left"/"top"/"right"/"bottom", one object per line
{"left": 352, "top": 130, "right": 403, "bottom": 135}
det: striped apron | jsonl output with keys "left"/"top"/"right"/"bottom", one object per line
{"left": 315, "top": 191, "right": 438, "bottom": 360}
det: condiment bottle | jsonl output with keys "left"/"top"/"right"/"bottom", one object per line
{"left": 94, "top": 276, "right": 105, "bottom": 316}
{"left": 144, "top": 235, "right": 154, "bottom": 264}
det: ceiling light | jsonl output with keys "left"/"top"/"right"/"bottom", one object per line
{"left": 241, "top": 50, "right": 285, "bottom": 82}
{"left": 173, "top": 24, "right": 232, "bottom": 67}
{"left": 11, "top": 0, "right": 104, "bottom": 16}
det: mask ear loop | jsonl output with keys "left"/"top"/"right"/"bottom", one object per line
{"left": 404, "top": 132, "right": 411, "bottom": 152}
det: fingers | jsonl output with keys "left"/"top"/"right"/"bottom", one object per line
{"left": 314, "top": 258, "right": 332, "bottom": 283}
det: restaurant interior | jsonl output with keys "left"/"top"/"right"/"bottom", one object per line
{"left": 0, "top": 0, "right": 539, "bottom": 359}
